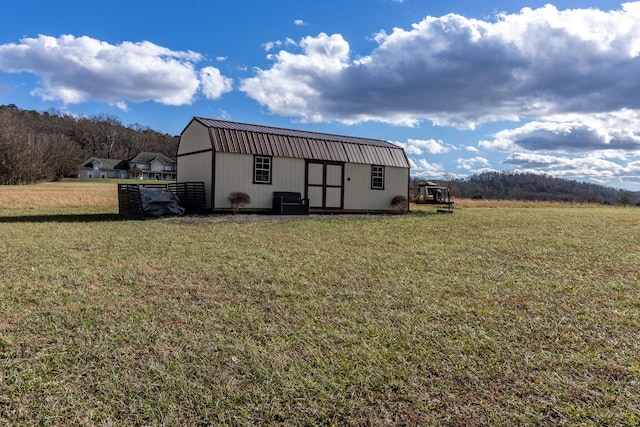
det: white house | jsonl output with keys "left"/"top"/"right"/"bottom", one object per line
{"left": 128, "top": 152, "right": 176, "bottom": 181}
{"left": 177, "top": 117, "right": 410, "bottom": 213}
{"left": 77, "top": 158, "right": 129, "bottom": 179}
{"left": 78, "top": 152, "right": 176, "bottom": 180}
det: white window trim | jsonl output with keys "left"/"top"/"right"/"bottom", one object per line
{"left": 254, "top": 155, "right": 272, "bottom": 184}
{"left": 371, "top": 165, "right": 384, "bottom": 190}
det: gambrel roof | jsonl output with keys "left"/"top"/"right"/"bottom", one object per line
{"left": 190, "top": 117, "right": 410, "bottom": 168}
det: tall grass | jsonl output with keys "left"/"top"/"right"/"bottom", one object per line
{"left": 1, "top": 181, "right": 639, "bottom": 425}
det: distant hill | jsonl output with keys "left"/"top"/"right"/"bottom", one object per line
{"left": 412, "top": 172, "right": 639, "bottom": 205}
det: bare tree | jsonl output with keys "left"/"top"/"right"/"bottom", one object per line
{"left": 0, "top": 110, "right": 40, "bottom": 184}
{"left": 44, "top": 134, "right": 84, "bottom": 180}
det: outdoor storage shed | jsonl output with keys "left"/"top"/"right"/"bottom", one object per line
{"left": 177, "top": 117, "right": 411, "bottom": 213}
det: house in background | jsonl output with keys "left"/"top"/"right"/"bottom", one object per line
{"left": 127, "top": 152, "right": 176, "bottom": 180}
{"left": 78, "top": 158, "right": 130, "bottom": 179}
{"left": 177, "top": 117, "right": 410, "bottom": 213}
{"left": 78, "top": 152, "right": 176, "bottom": 180}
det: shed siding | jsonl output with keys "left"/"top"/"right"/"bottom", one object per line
{"left": 273, "top": 157, "right": 306, "bottom": 194}
{"left": 177, "top": 118, "right": 411, "bottom": 213}
{"left": 214, "top": 153, "right": 252, "bottom": 209}
{"left": 177, "top": 151, "right": 213, "bottom": 207}
{"left": 344, "top": 164, "right": 408, "bottom": 211}
{"left": 178, "top": 121, "right": 211, "bottom": 155}
{"left": 214, "top": 153, "right": 305, "bottom": 210}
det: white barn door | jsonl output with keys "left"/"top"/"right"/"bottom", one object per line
{"left": 306, "top": 161, "right": 343, "bottom": 210}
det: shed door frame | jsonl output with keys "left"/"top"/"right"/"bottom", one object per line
{"left": 305, "top": 161, "right": 344, "bottom": 210}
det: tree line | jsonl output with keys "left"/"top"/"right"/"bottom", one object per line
{"left": 2, "top": 104, "right": 638, "bottom": 204}
{"left": 413, "top": 171, "right": 639, "bottom": 205}
{"left": 0, "top": 104, "right": 178, "bottom": 185}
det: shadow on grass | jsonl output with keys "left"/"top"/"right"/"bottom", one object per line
{"left": 0, "top": 213, "right": 124, "bottom": 223}
{"left": 0, "top": 211, "right": 449, "bottom": 223}
{"left": 408, "top": 210, "right": 446, "bottom": 217}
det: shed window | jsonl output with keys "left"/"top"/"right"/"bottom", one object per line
{"left": 254, "top": 155, "right": 272, "bottom": 184}
{"left": 371, "top": 165, "right": 384, "bottom": 189}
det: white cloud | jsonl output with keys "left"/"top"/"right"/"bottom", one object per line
{"left": 217, "top": 108, "right": 231, "bottom": 120}
{"left": 114, "top": 101, "right": 129, "bottom": 112}
{"left": 503, "top": 152, "right": 637, "bottom": 184}
{"left": 240, "top": 3, "right": 640, "bottom": 129}
{"left": 263, "top": 39, "right": 297, "bottom": 53}
{"left": 395, "top": 138, "right": 452, "bottom": 155}
{"left": 394, "top": 141, "right": 422, "bottom": 155}
{"left": 480, "top": 111, "right": 640, "bottom": 155}
{"left": 0, "top": 34, "right": 231, "bottom": 106}
{"left": 240, "top": 33, "right": 351, "bottom": 123}
{"left": 263, "top": 41, "right": 280, "bottom": 52}
{"left": 294, "top": 20, "right": 308, "bottom": 26}
{"left": 407, "top": 138, "right": 452, "bottom": 154}
{"left": 456, "top": 156, "right": 490, "bottom": 171}
{"left": 411, "top": 158, "right": 444, "bottom": 175}
{"left": 476, "top": 108, "right": 640, "bottom": 186}
{"left": 465, "top": 145, "right": 480, "bottom": 153}
{"left": 200, "top": 66, "right": 233, "bottom": 99}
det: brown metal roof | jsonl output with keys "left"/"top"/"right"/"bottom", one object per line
{"left": 193, "top": 117, "right": 410, "bottom": 168}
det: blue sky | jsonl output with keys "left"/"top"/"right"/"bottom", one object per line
{"left": 2, "top": 0, "right": 640, "bottom": 190}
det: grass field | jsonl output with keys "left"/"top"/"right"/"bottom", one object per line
{"left": 1, "top": 181, "right": 639, "bottom": 425}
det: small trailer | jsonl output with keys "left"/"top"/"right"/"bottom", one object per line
{"left": 414, "top": 180, "right": 454, "bottom": 213}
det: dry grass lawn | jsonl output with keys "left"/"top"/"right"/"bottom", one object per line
{"left": 0, "top": 180, "right": 117, "bottom": 210}
{"left": 0, "top": 180, "right": 639, "bottom": 426}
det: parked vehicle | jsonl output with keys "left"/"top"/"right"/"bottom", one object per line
{"left": 414, "top": 180, "right": 452, "bottom": 204}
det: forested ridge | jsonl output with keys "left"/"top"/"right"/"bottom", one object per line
{"left": 0, "top": 104, "right": 178, "bottom": 184}
{"left": 416, "top": 172, "right": 639, "bottom": 205}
